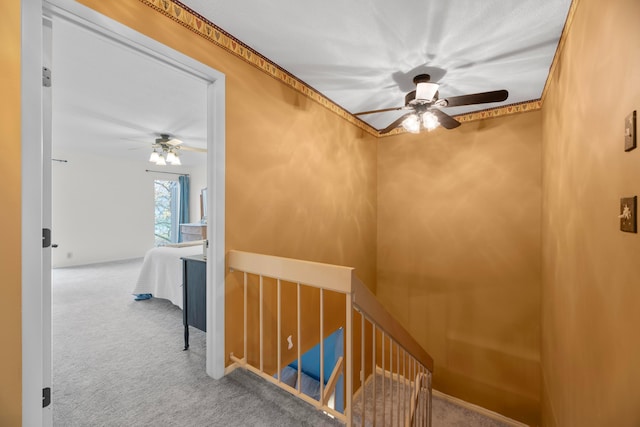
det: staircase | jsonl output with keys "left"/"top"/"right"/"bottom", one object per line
{"left": 352, "top": 370, "right": 418, "bottom": 426}
{"left": 227, "top": 250, "right": 433, "bottom": 426}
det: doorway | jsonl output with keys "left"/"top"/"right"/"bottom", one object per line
{"left": 23, "top": 1, "right": 226, "bottom": 423}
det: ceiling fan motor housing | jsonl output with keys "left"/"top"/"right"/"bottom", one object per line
{"left": 416, "top": 82, "right": 439, "bottom": 102}
{"left": 412, "top": 74, "right": 438, "bottom": 103}
{"left": 405, "top": 74, "right": 439, "bottom": 105}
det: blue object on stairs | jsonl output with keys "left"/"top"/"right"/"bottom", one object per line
{"left": 288, "top": 327, "right": 344, "bottom": 413}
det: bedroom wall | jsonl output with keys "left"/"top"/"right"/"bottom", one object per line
{"left": 75, "top": 0, "right": 379, "bottom": 367}
{"left": 541, "top": 0, "right": 640, "bottom": 425}
{"left": 378, "top": 111, "right": 542, "bottom": 425}
{"left": 0, "top": 0, "right": 22, "bottom": 423}
{"left": 51, "top": 149, "right": 206, "bottom": 268}
{"left": 189, "top": 166, "right": 207, "bottom": 223}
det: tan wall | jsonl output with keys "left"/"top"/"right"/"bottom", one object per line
{"left": 377, "top": 111, "right": 542, "bottom": 425}
{"left": 541, "top": 0, "right": 640, "bottom": 425}
{"left": 0, "top": 0, "right": 22, "bottom": 424}
{"left": 76, "top": 0, "right": 378, "bottom": 369}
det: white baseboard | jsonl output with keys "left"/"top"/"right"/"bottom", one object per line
{"left": 432, "top": 389, "right": 529, "bottom": 427}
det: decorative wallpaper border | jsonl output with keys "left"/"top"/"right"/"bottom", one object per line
{"left": 139, "top": 0, "right": 546, "bottom": 137}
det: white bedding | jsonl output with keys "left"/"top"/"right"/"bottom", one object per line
{"left": 132, "top": 244, "right": 203, "bottom": 309}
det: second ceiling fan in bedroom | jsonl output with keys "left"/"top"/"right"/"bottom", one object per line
{"left": 356, "top": 74, "right": 509, "bottom": 134}
{"left": 147, "top": 134, "right": 206, "bottom": 166}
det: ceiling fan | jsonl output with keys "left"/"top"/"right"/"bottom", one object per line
{"left": 355, "top": 74, "right": 508, "bottom": 134}
{"left": 148, "top": 133, "right": 206, "bottom": 166}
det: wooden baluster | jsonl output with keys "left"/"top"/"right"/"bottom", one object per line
{"left": 361, "top": 312, "right": 366, "bottom": 426}
{"left": 345, "top": 296, "right": 353, "bottom": 426}
{"left": 382, "top": 331, "right": 386, "bottom": 427}
{"left": 276, "top": 279, "right": 281, "bottom": 382}
{"left": 243, "top": 272, "right": 247, "bottom": 363}
{"left": 296, "top": 283, "right": 301, "bottom": 392}
{"left": 404, "top": 351, "right": 408, "bottom": 426}
{"left": 319, "top": 288, "right": 324, "bottom": 403}
{"left": 259, "top": 275, "right": 264, "bottom": 373}
{"left": 372, "top": 324, "right": 376, "bottom": 427}
{"left": 397, "top": 343, "right": 400, "bottom": 426}
{"left": 428, "top": 371, "right": 432, "bottom": 427}
{"left": 390, "top": 340, "right": 394, "bottom": 426}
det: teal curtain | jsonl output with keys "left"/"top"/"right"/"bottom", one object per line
{"left": 178, "top": 175, "right": 190, "bottom": 242}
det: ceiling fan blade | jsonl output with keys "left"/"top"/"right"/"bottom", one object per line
{"left": 379, "top": 113, "right": 412, "bottom": 134}
{"left": 431, "top": 109, "right": 461, "bottom": 130}
{"left": 179, "top": 146, "right": 207, "bottom": 153}
{"left": 442, "top": 89, "right": 508, "bottom": 108}
{"left": 166, "top": 138, "right": 183, "bottom": 146}
{"left": 354, "top": 106, "right": 404, "bottom": 116}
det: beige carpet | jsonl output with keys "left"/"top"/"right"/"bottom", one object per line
{"left": 52, "top": 258, "right": 514, "bottom": 426}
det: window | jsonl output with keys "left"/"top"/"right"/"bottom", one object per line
{"left": 154, "top": 179, "right": 180, "bottom": 245}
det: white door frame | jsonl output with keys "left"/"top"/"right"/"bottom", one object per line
{"left": 22, "top": 1, "right": 226, "bottom": 424}
{"left": 41, "top": 16, "right": 53, "bottom": 427}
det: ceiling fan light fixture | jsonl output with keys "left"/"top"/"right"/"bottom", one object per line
{"left": 401, "top": 114, "right": 421, "bottom": 134}
{"left": 171, "top": 153, "right": 181, "bottom": 165}
{"left": 155, "top": 154, "right": 167, "bottom": 166}
{"left": 149, "top": 149, "right": 160, "bottom": 163}
{"left": 422, "top": 111, "right": 440, "bottom": 131}
{"left": 166, "top": 150, "right": 177, "bottom": 164}
{"left": 415, "top": 82, "right": 439, "bottom": 103}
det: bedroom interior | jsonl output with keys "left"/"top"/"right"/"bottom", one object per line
{"left": 50, "top": 15, "right": 208, "bottom": 269}
{"left": 4, "top": 0, "right": 640, "bottom": 426}
{"left": 47, "top": 13, "right": 211, "bottom": 423}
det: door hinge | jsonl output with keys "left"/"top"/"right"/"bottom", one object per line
{"left": 43, "top": 228, "right": 51, "bottom": 248}
{"left": 42, "top": 67, "right": 51, "bottom": 87}
{"left": 42, "top": 387, "right": 51, "bottom": 408}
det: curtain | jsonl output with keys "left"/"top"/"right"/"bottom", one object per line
{"left": 178, "top": 175, "right": 190, "bottom": 242}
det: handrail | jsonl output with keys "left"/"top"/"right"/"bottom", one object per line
{"left": 229, "top": 250, "right": 434, "bottom": 373}
{"left": 351, "top": 275, "right": 434, "bottom": 372}
{"left": 228, "top": 250, "right": 354, "bottom": 293}
{"left": 227, "top": 250, "right": 434, "bottom": 426}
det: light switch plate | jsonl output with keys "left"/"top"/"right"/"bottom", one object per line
{"left": 620, "top": 196, "right": 637, "bottom": 233}
{"left": 625, "top": 111, "right": 636, "bottom": 152}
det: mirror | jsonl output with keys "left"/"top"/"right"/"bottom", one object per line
{"left": 200, "top": 187, "right": 208, "bottom": 224}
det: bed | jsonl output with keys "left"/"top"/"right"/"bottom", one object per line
{"left": 132, "top": 242, "right": 204, "bottom": 309}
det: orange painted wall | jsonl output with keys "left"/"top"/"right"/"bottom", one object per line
{"left": 378, "top": 111, "right": 542, "bottom": 425}
{"left": 541, "top": 0, "right": 640, "bottom": 425}
{"left": 0, "top": 0, "right": 22, "bottom": 424}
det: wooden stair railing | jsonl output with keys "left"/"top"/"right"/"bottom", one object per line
{"left": 227, "top": 250, "right": 434, "bottom": 426}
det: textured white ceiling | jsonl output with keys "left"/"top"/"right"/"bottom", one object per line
{"left": 182, "top": 0, "right": 572, "bottom": 130}
{"left": 53, "top": 0, "right": 573, "bottom": 161}
{"left": 52, "top": 17, "right": 208, "bottom": 166}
